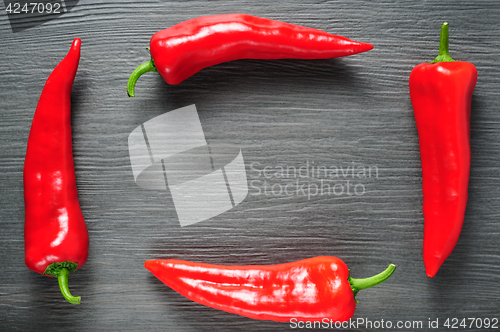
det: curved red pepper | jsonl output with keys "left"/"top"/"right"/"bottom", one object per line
{"left": 145, "top": 257, "right": 395, "bottom": 322}
{"left": 127, "top": 13, "right": 373, "bottom": 96}
{"left": 24, "top": 39, "right": 88, "bottom": 304}
{"left": 409, "top": 23, "right": 477, "bottom": 277}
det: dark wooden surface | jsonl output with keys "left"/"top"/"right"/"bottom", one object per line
{"left": 1, "top": 1, "right": 499, "bottom": 331}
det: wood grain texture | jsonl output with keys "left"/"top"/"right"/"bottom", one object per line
{"left": 0, "top": 0, "right": 499, "bottom": 331}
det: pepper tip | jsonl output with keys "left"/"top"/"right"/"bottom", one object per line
{"left": 352, "top": 41, "right": 374, "bottom": 55}
{"left": 424, "top": 261, "right": 439, "bottom": 278}
{"left": 71, "top": 38, "right": 81, "bottom": 51}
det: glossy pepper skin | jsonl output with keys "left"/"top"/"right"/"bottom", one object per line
{"left": 24, "top": 39, "right": 88, "bottom": 304}
{"left": 145, "top": 257, "right": 395, "bottom": 322}
{"left": 127, "top": 13, "right": 373, "bottom": 96}
{"left": 409, "top": 23, "right": 477, "bottom": 278}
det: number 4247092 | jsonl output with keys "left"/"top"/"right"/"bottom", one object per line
{"left": 444, "top": 317, "right": 498, "bottom": 329}
{"left": 5, "top": 2, "right": 62, "bottom": 14}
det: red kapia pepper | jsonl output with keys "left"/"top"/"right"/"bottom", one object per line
{"left": 127, "top": 13, "right": 373, "bottom": 96}
{"left": 24, "top": 39, "right": 88, "bottom": 304}
{"left": 409, "top": 23, "right": 477, "bottom": 278}
{"left": 145, "top": 257, "right": 396, "bottom": 322}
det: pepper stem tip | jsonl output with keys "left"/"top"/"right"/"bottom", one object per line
{"left": 348, "top": 264, "right": 396, "bottom": 298}
{"left": 127, "top": 60, "right": 158, "bottom": 97}
{"left": 430, "top": 22, "right": 455, "bottom": 63}
{"left": 57, "top": 267, "right": 81, "bottom": 304}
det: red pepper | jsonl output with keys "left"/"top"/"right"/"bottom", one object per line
{"left": 409, "top": 23, "right": 477, "bottom": 278}
{"left": 127, "top": 13, "right": 373, "bottom": 96}
{"left": 145, "top": 257, "right": 396, "bottom": 322}
{"left": 24, "top": 39, "right": 88, "bottom": 304}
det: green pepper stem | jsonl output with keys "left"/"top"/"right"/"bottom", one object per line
{"left": 57, "top": 268, "right": 81, "bottom": 304}
{"left": 430, "top": 22, "right": 455, "bottom": 63}
{"left": 349, "top": 264, "right": 396, "bottom": 297}
{"left": 127, "top": 60, "right": 158, "bottom": 97}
